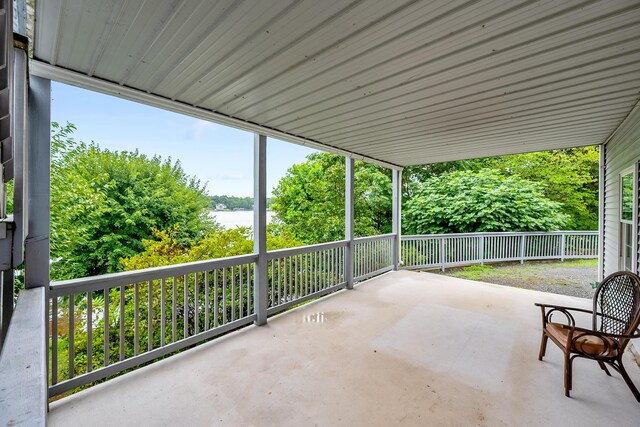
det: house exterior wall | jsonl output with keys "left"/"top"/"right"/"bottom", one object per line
{"left": 602, "top": 103, "right": 640, "bottom": 277}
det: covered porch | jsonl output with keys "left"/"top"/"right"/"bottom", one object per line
{"left": 1, "top": 1, "right": 640, "bottom": 424}
{"left": 48, "top": 270, "right": 640, "bottom": 426}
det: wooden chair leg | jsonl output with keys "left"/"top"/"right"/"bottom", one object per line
{"left": 538, "top": 332, "right": 548, "bottom": 361}
{"left": 564, "top": 352, "right": 572, "bottom": 397}
{"left": 597, "top": 361, "right": 611, "bottom": 376}
{"left": 617, "top": 358, "right": 640, "bottom": 403}
{"left": 568, "top": 356, "right": 574, "bottom": 392}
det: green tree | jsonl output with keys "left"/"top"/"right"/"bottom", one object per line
{"left": 403, "top": 147, "right": 599, "bottom": 230}
{"left": 50, "top": 122, "right": 214, "bottom": 280}
{"left": 485, "top": 147, "right": 599, "bottom": 230}
{"left": 402, "top": 169, "right": 569, "bottom": 234}
{"left": 121, "top": 224, "right": 302, "bottom": 270}
{"left": 271, "top": 152, "right": 392, "bottom": 244}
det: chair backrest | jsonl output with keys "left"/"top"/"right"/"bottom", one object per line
{"left": 593, "top": 271, "right": 640, "bottom": 349}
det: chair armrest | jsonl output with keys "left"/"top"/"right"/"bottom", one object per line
{"left": 534, "top": 303, "right": 594, "bottom": 315}
{"left": 570, "top": 325, "right": 640, "bottom": 341}
{"left": 534, "top": 303, "right": 594, "bottom": 328}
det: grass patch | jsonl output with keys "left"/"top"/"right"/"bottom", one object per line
{"left": 441, "top": 259, "right": 597, "bottom": 287}
{"left": 557, "top": 259, "right": 598, "bottom": 268}
{"left": 449, "top": 267, "right": 531, "bottom": 282}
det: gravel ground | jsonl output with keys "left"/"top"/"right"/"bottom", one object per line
{"left": 437, "top": 260, "right": 598, "bottom": 299}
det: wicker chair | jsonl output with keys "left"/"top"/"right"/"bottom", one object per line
{"left": 535, "top": 271, "right": 640, "bottom": 401}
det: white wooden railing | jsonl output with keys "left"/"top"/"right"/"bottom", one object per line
{"left": 353, "top": 234, "right": 395, "bottom": 281}
{"left": 48, "top": 253, "right": 259, "bottom": 397}
{"left": 266, "top": 240, "right": 347, "bottom": 316}
{"left": 47, "top": 230, "right": 596, "bottom": 397}
{"left": 401, "top": 231, "right": 598, "bottom": 270}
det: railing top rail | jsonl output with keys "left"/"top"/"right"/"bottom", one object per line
{"left": 402, "top": 231, "right": 597, "bottom": 239}
{"left": 266, "top": 239, "right": 348, "bottom": 260}
{"left": 353, "top": 233, "right": 395, "bottom": 243}
{"left": 50, "top": 253, "right": 258, "bottom": 295}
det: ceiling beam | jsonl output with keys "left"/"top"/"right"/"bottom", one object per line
{"left": 29, "top": 60, "right": 403, "bottom": 170}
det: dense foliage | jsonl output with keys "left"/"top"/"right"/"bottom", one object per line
{"left": 121, "top": 224, "right": 301, "bottom": 270}
{"left": 271, "top": 153, "right": 391, "bottom": 244}
{"left": 404, "top": 147, "right": 599, "bottom": 230}
{"left": 50, "top": 123, "right": 214, "bottom": 280}
{"left": 402, "top": 169, "right": 569, "bottom": 234}
{"left": 487, "top": 148, "right": 599, "bottom": 230}
{"left": 271, "top": 147, "right": 598, "bottom": 244}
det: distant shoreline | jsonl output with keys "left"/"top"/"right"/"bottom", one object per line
{"left": 209, "top": 210, "right": 274, "bottom": 229}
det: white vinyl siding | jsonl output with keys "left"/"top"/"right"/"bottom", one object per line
{"left": 603, "top": 103, "right": 640, "bottom": 276}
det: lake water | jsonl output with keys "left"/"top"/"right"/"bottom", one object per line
{"left": 209, "top": 210, "right": 275, "bottom": 229}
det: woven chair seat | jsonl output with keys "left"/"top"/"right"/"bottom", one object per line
{"left": 546, "top": 322, "right": 618, "bottom": 358}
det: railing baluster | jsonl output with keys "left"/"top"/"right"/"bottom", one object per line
{"left": 270, "top": 259, "right": 274, "bottom": 306}
{"left": 172, "top": 276, "right": 177, "bottom": 343}
{"left": 204, "top": 271, "right": 209, "bottom": 330}
{"left": 87, "top": 291, "right": 92, "bottom": 372}
{"left": 134, "top": 283, "right": 139, "bottom": 355}
{"left": 304, "top": 253, "right": 311, "bottom": 295}
{"left": 119, "top": 285, "right": 125, "bottom": 361}
{"left": 277, "top": 258, "right": 281, "bottom": 306}
{"left": 52, "top": 297, "right": 58, "bottom": 385}
{"left": 161, "top": 277, "right": 166, "bottom": 345}
{"left": 104, "top": 288, "right": 109, "bottom": 367}
{"left": 184, "top": 274, "right": 189, "bottom": 338}
{"left": 148, "top": 280, "right": 153, "bottom": 351}
{"left": 68, "top": 294, "right": 75, "bottom": 379}
{"left": 247, "top": 264, "right": 250, "bottom": 316}
{"left": 239, "top": 266, "right": 244, "bottom": 318}
{"left": 312, "top": 252, "right": 316, "bottom": 292}
{"left": 231, "top": 265, "right": 236, "bottom": 322}
{"left": 195, "top": 272, "right": 199, "bottom": 334}
{"left": 288, "top": 256, "right": 292, "bottom": 300}
{"left": 330, "top": 249, "right": 334, "bottom": 285}
{"left": 213, "top": 270, "right": 218, "bottom": 328}
{"left": 294, "top": 255, "right": 298, "bottom": 299}
{"left": 222, "top": 268, "right": 227, "bottom": 325}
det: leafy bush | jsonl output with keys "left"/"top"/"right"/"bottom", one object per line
{"left": 50, "top": 123, "right": 214, "bottom": 280}
{"left": 271, "top": 152, "right": 392, "bottom": 244}
{"left": 402, "top": 169, "right": 569, "bottom": 234}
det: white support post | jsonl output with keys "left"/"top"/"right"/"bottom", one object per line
{"left": 560, "top": 233, "right": 566, "bottom": 262}
{"left": 520, "top": 235, "right": 526, "bottom": 265}
{"left": 24, "top": 76, "right": 50, "bottom": 289}
{"left": 392, "top": 168, "right": 402, "bottom": 270}
{"left": 253, "top": 134, "right": 267, "bottom": 326}
{"left": 597, "top": 144, "right": 604, "bottom": 281}
{"left": 345, "top": 157, "right": 354, "bottom": 289}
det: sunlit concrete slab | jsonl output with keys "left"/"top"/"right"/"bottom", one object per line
{"left": 49, "top": 270, "right": 640, "bottom": 426}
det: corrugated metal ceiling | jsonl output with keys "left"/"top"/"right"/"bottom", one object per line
{"left": 33, "top": 0, "right": 640, "bottom": 166}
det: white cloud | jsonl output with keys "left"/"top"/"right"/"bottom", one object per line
{"left": 186, "top": 120, "right": 216, "bottom": 140}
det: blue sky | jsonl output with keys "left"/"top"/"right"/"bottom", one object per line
{"left": 50, "top": 82, "right": 317, "bottom": 197}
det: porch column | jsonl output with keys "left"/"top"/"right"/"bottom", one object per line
{"left": 24, "top": 76, "right": 50, "bottom": 289}
{"left": 392, "top": 168, "right": 402, "bottom": 270}
{"left": 597, "top": 144, "right": 604, "bottom": 281}
{"left": 253, "top": 134, "right": 268, "bottom": 325}
{"left": 345, "top": 157, "right": 354, "bottom": 289}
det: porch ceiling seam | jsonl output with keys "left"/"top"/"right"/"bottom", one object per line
{"left": 602, "top": 96, "right": 640, "bottom": 147}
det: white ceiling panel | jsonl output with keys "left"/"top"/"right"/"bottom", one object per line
{"left": 33, "top": 0, "right": 640, "bottom": 166}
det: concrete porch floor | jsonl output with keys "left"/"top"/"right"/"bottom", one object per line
{"left": 49, "top": 270, "right": 640, "bottom": 426}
